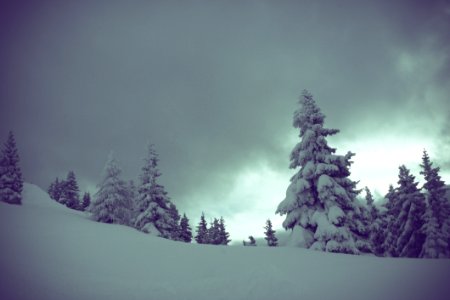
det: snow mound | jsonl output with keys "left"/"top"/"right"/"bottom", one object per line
{"left": 1, "top": 183, "right": 450, "bottom": 300}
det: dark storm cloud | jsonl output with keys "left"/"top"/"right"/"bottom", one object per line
{"left": 1, "top": 0, "right": 449, "bottom": 216}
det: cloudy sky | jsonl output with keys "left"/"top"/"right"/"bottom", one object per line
{"left": 1, "top": 0, "right": 449, "bottom": 241}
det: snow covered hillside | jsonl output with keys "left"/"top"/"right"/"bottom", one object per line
{"left": 1, "top": 184, "right": 449, "bottom": 300}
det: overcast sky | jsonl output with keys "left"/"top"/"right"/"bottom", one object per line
{"left": 1, "top": 0, "right": 449, "bottom": 241}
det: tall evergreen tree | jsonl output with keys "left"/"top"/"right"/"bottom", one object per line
{"left": 89, "top": 153, "right": 132, "bottom": 225}
{"left": 384, "top": 166, "right": 425, "bottom": 257}
{"left": 381, "top": 184, "right": 399, "bottom": 256}
{"left": 276, "top": 90, "right": 361, "bottom": 254}
{"left": 0, "top": 131, "right": 23, "bottom": 205}
{"left": 61, "top": 171, "right": 80, "bottom": 209}
{"left": 134, "top": 144, "right": 179, "bottom": 239}
{"left": 179, "top": 214, "right": 193, "bottom": 243}
{"left": 419, "top": 150, "right": 450, "bottom": 258}
{"left": 218, "top": 217, "right": 231, "bottom": 245}
{"left": 195, "top": 212, "right": 209, "bottom": 244}
{"left": 264, "top": 219, "right": 278, "bottom": 247}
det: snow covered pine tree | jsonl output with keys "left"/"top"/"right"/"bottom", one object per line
{"left": 276, "top": 90, "right": 362, "bottom": 254}
{"left": 0, "top": 131, "right": 23, "bottom": 205}
{"left": 134, "top": 144, "right": 180, "bottom": 239}
{"left": 419, "top": 150, "right": 450, "bottom": 258}
{"left": 383, "top": 166, "right": 425, "bottom": 257}
{"left": 89, "top": 153, "right": 133, "bottom": 225}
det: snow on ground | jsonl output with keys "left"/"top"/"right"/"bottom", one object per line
{"left": 1, "top": 183, "right": 449, "bottom": 300}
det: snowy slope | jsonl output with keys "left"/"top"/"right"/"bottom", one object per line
{"left": 1, "top": 184, "right": 449, "bottom": 300}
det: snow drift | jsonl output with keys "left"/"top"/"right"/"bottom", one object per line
{"left": 0, "top": 183, "right": 449, "bottom": 300}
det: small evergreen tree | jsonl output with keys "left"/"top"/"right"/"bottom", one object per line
{"left": 0, "top": 131, "right": 23, "bottom": 205}
{"left": 81, "top": 192, "right": 91, "bottom": 211}
{"left": 208, "top": 218, "right": 221, "bottom": 245}
{"left": 243, "top": 236, "right": 256, "bottom": 246}
{"left": 365, "top": 187, "right": 374, "bottom": 206}
{"left": 264, "top": 219, "right": 278, "bottom": 247}
{"left": 89, "top": 153, "right": 132, "bottom": 225}
{"left": 195, "top": 212, "right": 209, "bottom": 244}
{"left": 61, "top": 171, "right": 80, "bottom": 210}
{"left": 48, "top": 177, "right": 65, "bottom": 203}
{"left": 179, "top": 214, "right": 192, "bottom": 243}
{"left": 419, "top": 150, "right": 450, "bottom": 258}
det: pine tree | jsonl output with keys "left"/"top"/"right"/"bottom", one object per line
{"left": 0, "top": 131, "right": 23, "bottom": 205}
{"left": 81, "top": 192, "right": 91, "bottom": 211}
{"left": 276, "top": 90, "right": 361, "bottom": 254}
{"left": 218, "top": 217, "right": 231, "bottom": 245}
{"left": 48, "top": 177, "right": 65, "bottom": 203}
{"left": 134, "top": 144, "right": 180, "bottom": 239}
{"left": 208, "top": 218, "right": 221, "bottom": 245}
{"left": 264, "top": 219, "right": 278, "bottom": 247}
{"left": 61, "top": 171, "right": 80, "bottom": 210}
{"left": 179, "top": 214, "right": 192, "bottom": 243}
{"left": 195, "top": 212, "right": 209, "bottom": 244}
{"left": 168, "top": 203, "right": 181, "bottom": 240}
{"left": 381, "top": 184, "right": 399, "bottom": 256}
{"left": 365, "top": 187, "right": 379, "bottom": 221}
{"left": 419, "top": 150, "right": 450, "bottom": 258}
{"left": 384, "top": 166, "right": 425, "bottom": 257}
{"left": 89, "top": 153, "right": 132, "bottom": 225}
{"left": 350, "top": 199, "right": 372, "bottom": 253}
{"left": 363, "top": 187, "right": 382, "bottom": 255}
{"left": 243, "top": 236, "right": 256, "bottom": 246}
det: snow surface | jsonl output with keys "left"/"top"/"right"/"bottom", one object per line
{"left": 1, "top": 183, "right": 450, "bottom": 300}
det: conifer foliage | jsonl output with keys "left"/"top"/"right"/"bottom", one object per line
{"left": 48, "top": 178, "right": 65, "bottom": 203}
{"left": 383, "top": 166, "right": 425, "bottom": 257}
{"left": 0, "top": 131, "right": 23, "bottom": 205}
{"left": 89, "top": 153, "right": 133, "bottom": 225}
{"left": 81, "top": 192, "right": 91, "bottom": 211}
{"left": 195, "top": 212, "right": 209, "bottom": 244}
{"left": 264, "top": 219, "right": 278, "bottom": 247}
{"left": 61, "top": 171, "right": 80, "bottom": 209}
{"left": 194, "top": 214, "right": 231, "bottom": 245}
{"left": 276, "top": 90, "right": 361, "bottom": 254}
{"left": 179, "top": 214, "right": 193, "bottom": 243}
{"left": 134, "top": 144, "right": 180, "bottom": 239}
{"left": 419, "top": 150, "right": 450, "bottom": 258}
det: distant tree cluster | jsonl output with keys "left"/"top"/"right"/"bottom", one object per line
{"left": 86, "top": 144, "right": 193, "bottom": 243}
{"left": 195, "top": 213, "right": 231, "bottom": 245}
{"left": 0, "top": 131, "right": 23, "bottom": 205}
{"left": 48, "top": 171, "right": 90, "bottom": 211}
{"left": 277, "top": 90, "right": 450, "bottom": 258}
{"left": 374, "top": 151, "right": 450, "bottom": 258}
